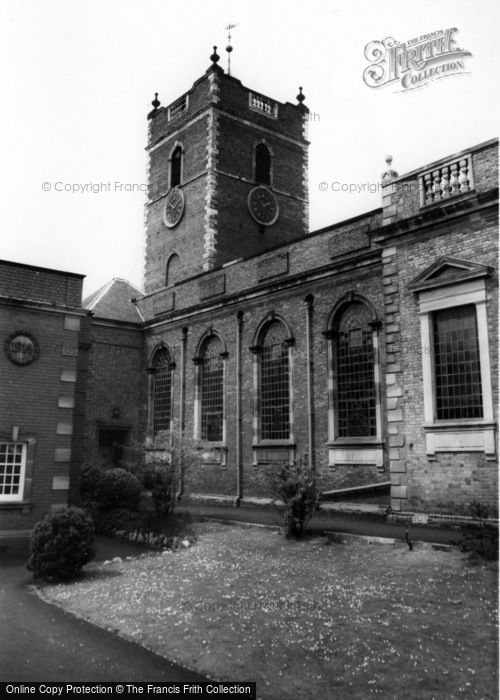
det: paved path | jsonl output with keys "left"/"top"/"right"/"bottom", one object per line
{"left": 179, "top": 503, "right": 464, "bottom": 545}
{"left": 0, "top": 537, "right": 208, "bottom": 682}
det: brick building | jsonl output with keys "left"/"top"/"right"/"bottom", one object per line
{"left": 0, "top": 261, "right": 87, "bottom": 546}
{"left": 1, "top": 51, "right": 498, "bottom": 546}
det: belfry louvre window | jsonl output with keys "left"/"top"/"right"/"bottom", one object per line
{"left": 261, "top": 322, "right": 290, "bottom": 440}
{"left": 200, "top": 337, "right": 224, "bottom": 441}
{"left": 152, "top": 348, "right": 173, "bottom": 436}
{"left": 336, "top": 304, "right": 376, "bottom": 437}
{"left": 0, "top": 442, "right": 26, "bottom": 502}
{"left": 433, "top": 305, "right": 483, "bottom": 420}
{"left": 255, "top": 143, "right": 271, "bottom": 185}
{"left": 170, "top": 146, "right": 182, "bottom": 188}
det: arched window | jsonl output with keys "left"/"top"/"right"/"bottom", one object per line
{"left": 200, "top": 336, "right": 224, "bottom": 442}
{"left": 335, "top": 303, "right": 377, "bottom": 437}
{"left": 260, "top": 321, "right": 290, "bottom": 440}
{"left": 166, "top": 253, "right": 180, "bottom": 286}
{"left": 152, "top": 347, "right": 173, "bottom": 436}
{"left": 254, "top": 143, "right": 271, "bottom": 185}
{"left": 170, "top": 145, "right": 182, "bottom": 188}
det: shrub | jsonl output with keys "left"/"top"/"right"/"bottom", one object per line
{"left": 28, "top": 506, "right": 96, "bottom": 581}
{"left": 95, "top": 507, "right": 195, "bottom": 542}
{"left": 460, "top": 501, "right": 498, "bottom": 560}
{"left": 265, "top": 457, "right": 321, "bottom": 539}
{"left": 123, "top": 430, "right": 199, "bottom": 520}
{"left": 80, "top": 465, "right": 102, "bottom": 503}
{"left": 94, "top": 508, "right": 145, "bottom": 536}
{"left": 93, "top": 467, "right": 142, "bottom": 511}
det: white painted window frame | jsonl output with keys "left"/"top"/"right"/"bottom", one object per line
{"left": 0, "top": 442, "right": 27, "bottom": 502}
{"left": 250, "top": 328, "right": 295, "bottom": 467}
{"left": 192, "top": 337, "right": 228, "bottom": 467}
{"left": 417, "top": 277, "right": 495, "bottom": 460}
{"left": 325, "top": 317, "right": 384, "bottom": 470}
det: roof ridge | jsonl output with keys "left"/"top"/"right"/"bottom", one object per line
{"left": 84, "top": 278, "right": 114, "bottom": 310}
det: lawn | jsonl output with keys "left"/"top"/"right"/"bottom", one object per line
{"left": 37, "top": 522, "right": 498, "bottom": 699}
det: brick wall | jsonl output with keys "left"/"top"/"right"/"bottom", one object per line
{"left": 143, "top": 252, "right": 387, "bottom": 499}
{"left": 0, "top": 260, "right": 83, "bottom": 307}
{"left": 83, "top": 320, "right": 143, "bottom": 466}
{"left": 389, "top": 210, "right": 498, "bottom": 513}
{"left": 0, "top": 264, "right": 84, "bottom": 543}
{"left": 145, "top": 116, "right": 210, "bottom": 292}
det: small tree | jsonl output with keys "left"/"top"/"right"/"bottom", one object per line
{"left": 124, "top": 429, "right": 199, "bottom": 521}
{"left": 265, "top": 457, "right": 321, "bottom": 539}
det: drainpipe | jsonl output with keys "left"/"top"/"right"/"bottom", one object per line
{"left": 305, "top": 295, "right": 315, "bottom": 469}
{"left": 234, "top": 311, "right": 244, "bottom": 506}
{"left": 176, "top": 326, "right": 188, "bottom": 500}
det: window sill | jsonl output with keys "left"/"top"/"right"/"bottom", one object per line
{"left": 196, "top": 441, "right": 227, "bottom": 449}
{"left": 424, "top": 421, "right": 495, "bottom": 430}
{"left": 327, "top": 439, "right": 383, "bottom": 447}
{"left": 252, "top": 440, "right": 295, "bottom": 447}
{"left": 0, "top": 501, "right": 33, "bottom": 512}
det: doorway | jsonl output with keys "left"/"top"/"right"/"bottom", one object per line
{"left": 97, "top": 427, "right": 130, "bottom": 469}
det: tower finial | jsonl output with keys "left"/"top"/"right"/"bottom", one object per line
{"left": 225, "top": 23, "right": 238, "bottom": 76}
{"left": 147, "top": 92, "right": 161, "bottom": 119}
{"left": 210, "top": 46, "right": 220, "bottom": 65}
{"left": 297, "top": 86, "right": 305, "bottom": 104}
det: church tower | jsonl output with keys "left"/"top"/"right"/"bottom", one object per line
{"left": 143, "top": 47, "right": 309, "bottom": 294}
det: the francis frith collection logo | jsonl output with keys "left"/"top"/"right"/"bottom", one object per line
{"left": 363, "top": 28, "right": 472, "bottom": 92}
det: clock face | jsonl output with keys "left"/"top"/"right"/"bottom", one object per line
{"left": 248, "top": 186, "right": 279, "bottom": 226}
{"left": 163, "top": 188, "right": 185, "bottom": 228}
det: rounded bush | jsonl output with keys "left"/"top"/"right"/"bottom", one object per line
{"left": 28, "top": 506, "right": 96, "bottom": 581}
{"left": 80, "top": 465, "right": 103, "bottom": 502}
{"left": 94, "top": 468, "right": 142, "bottom": 511}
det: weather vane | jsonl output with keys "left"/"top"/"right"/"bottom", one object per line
{"left": 225, "top": 23, "right": 238, "bottom": 75}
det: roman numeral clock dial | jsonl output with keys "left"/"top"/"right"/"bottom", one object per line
{"left": 247, "top": 186, "right": 279, "bottom": 226}
{"left": 163, "top": 188, "right": 185, "bottom": 228}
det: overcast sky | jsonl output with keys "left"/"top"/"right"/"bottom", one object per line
{"left": 0, "top": 0, "right": 498, "bottom": 298}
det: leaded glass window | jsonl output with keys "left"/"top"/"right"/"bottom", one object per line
{"left": 152, "top": 348, "right": 173, "bottom": 436}
{"left": 261, "top": 322, "right": 290, "bottom": 440}
{"left": 336, "top": 304, "right": 376, "bottom": 437}
{"left": 200, "top": 337, "right": 224, "bottom": 441}
{"left": 433, "top": 305, "right": 483, "bottom": 420}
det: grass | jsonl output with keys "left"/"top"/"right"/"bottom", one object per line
{"left": 37, "top": 521, "right": 498, "bottom": 699}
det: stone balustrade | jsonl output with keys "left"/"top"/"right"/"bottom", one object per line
{"left": 419, "top": 155, "right": 473, "bottom": 206}
{"left": 249, "top": 91, "right": 278, "bottom": 118}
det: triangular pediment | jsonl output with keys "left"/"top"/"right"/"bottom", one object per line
{"left": 408, "top": 257, "right": 493, "bottom": 292}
